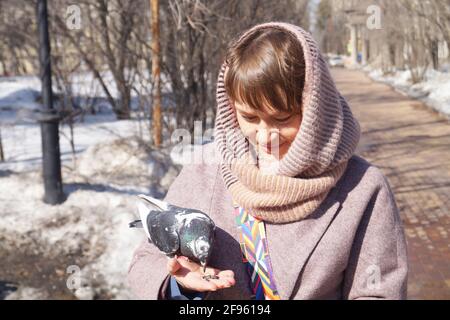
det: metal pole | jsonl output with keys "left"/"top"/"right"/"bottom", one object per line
{"left": 37, "top": 0, "right": 65, "bottom": 204}
{"left": 150, "top": 0, "right": 162, "bottom": 147}
{"left": 0, "top": 126, "right": 4, "bottom": 162}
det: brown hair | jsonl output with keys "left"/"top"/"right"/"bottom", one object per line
{"left": 224, "top": 27, "right": 306, "bottom": 113}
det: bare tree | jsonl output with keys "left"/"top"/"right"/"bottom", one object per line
{"left": 317, "top": 0, "right": 348, "bottom": 54}
{"left": 50, "top": 0, "right": 146, "bottom": 120}
{"left": 0, "top": 0, "right": 38, "bottom": 75}
{"left": 158, "top": 0, "right": 310, "bottom": 138}
{"left": 1, "top": 0, "right": 311, "bottom": 147}
{"left": 329, "top": 0, "right": 449, "bottom": 80}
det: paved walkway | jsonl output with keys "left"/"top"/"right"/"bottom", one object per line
{"left": 332, "top": 68, "right": 450, "bottom": 300}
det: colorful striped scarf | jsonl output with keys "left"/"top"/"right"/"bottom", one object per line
{"left": 234, "top": 203, "right": 281, "bottom": 300}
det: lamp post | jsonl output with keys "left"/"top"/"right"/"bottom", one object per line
{"left": 37, "top": 0, "right": 65, "bottom": 204}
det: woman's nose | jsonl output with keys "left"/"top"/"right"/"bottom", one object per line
{"left": 256, "top": 127, "right": 280, "bottom": 146}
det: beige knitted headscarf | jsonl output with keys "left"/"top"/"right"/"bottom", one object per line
{"left": 214, "top": 22, "right": 361, "bottom": 224}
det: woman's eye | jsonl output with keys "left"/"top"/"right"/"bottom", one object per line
{"left": 274, "top": 115, "right": 292, "bottom": 122}
{"left": 242, "top": 115, "right": 258, "bottom": 122}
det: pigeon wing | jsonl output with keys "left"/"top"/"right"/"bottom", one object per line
{"left": 147, "top": 212, "right": 180, "bottom": 255}
{"left": 137, "top": 194, "right": 170, "bottom": 211}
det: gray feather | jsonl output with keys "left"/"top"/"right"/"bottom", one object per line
{"left": 129, "top": 220, "right": 143, "bottom": 228}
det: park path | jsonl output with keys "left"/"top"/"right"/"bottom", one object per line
{"left": 331, "top": 68, "right": 450, "bottom": 299}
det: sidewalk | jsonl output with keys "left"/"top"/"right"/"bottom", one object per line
{"left": 332, "top": 68, "right": 450, "bottom": 300}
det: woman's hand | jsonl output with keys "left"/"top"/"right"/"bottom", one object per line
{"left": 167, "top": 255, "right": 236, "bottom": 293}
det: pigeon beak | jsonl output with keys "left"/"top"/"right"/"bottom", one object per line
{"left": 137, "top": 194, "right": 170, "bottom": 211}
{"left": 201, "top": 261, "right": 207, "bottom": 273}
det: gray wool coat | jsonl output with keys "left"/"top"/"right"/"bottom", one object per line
{"left": 127, "top": 143, "right": 408, "bottom": 300}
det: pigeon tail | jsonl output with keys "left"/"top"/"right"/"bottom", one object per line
{"left": 129, "top": 220, "right": 143, "bottom": 228}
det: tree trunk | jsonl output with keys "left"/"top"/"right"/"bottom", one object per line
{"left": 116, "top": 83, "right": 131, "bottom": 120}
{"left": 0, "top": 126, "right": 5, "bottom": 162}
{"left": 430, "top": 40, "right": 439, "bottom": 70}
{"left": 151, "top": 0, "right": 162, "bottom": 147}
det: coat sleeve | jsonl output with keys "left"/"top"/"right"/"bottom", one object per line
{"left": 342, "top": 172, "right": 408, "bottom": 300}
{"left": 126, "top": 237, "right": 172, "bottom": 299}
{"left": 126, "top": 164, "right": 192, "bottom": 300}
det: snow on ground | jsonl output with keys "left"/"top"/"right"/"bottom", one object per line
{"left": 69, "top": 69, "right": 172, "bottom": 100}
{"left": 0, "top": 118, "right": 183, "bottom": 299}
{"left": 0, "top": 76, "right": 42, "bottom": 111}
{"left": 0, "top": 113, "right": 147, "bottom": 173}
{"left": 0, "top": 77, "right": 42, "bottom": 126}
{"left": 364, "top": 65, "right": 450, "bottom": 117}
{"left": 0, "top": 73, "right": 187, "bottom": 299}
{"left": 0, "top": 70, "right": 173, "bottom": 127}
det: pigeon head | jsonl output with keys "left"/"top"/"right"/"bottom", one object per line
{"left": 194, "top": 236, "right": 211, "bottom": 260}
{"left": 176, "top": 209, "right": 216, "bottom": 266}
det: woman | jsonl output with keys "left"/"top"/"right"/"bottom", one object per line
{"left": 127, "top": 22, "right": 408, "bottom": 300}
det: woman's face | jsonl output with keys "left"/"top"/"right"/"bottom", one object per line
{"left": 233, "top": 101, "right": 302, "bottom": 160}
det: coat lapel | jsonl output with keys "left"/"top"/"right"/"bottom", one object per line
{"left": 265, "top": 186, "right": 342, "bottom": 300}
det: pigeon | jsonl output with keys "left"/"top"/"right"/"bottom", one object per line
{"left": 129, "top": 194, "right": 217, "bottom": 278}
